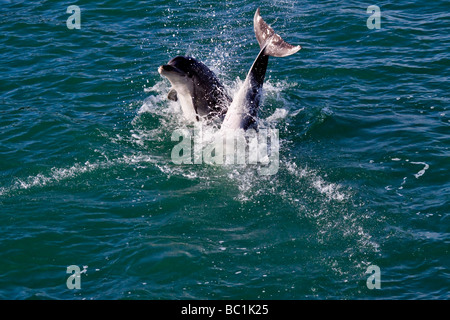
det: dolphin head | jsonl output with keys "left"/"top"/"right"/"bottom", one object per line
{"left": 158, "top": 56, "right": 196, "bottom": 85}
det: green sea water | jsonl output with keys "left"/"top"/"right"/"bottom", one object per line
{"left": 0, "top": 0, "right": 449, "bottom": 299}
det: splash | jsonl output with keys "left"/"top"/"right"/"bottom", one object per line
{"left": 285, "top": 161, "right": 349, "bottom": 202}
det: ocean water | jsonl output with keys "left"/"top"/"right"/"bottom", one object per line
{"left": 0, "top": 0, "right": 448, "bottom": 300}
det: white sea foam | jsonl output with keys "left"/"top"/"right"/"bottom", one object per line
{"left": 266, "top": 108, "right": 289, "bottom": 122}
{"left": 411, "top": 161, "right": 429, "bottom": 179}
{"left": 312, "top": 177, "right": 347, "bottom": 202}
{"left": 0, "top": 154, "right": 156, "bottom": 198}
{"left": 285, "top": 160, "right": 348, "bottom": 202}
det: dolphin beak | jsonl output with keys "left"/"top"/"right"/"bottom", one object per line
{"left": 159, "top": 64, "right": 175, "bottom": 74}
{"left": 158, "top": 64, "right": 185, "bottom": 78}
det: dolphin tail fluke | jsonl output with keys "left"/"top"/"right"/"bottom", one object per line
{"left": 254, "top": 8, "right": 301, "bottom": 57}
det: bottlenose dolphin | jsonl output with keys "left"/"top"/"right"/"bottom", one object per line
{"left": 158, "top": 8, "right": 300, "bottom": 129}
{"left": 158, "top": 56, "right": 231, "bottom": 122}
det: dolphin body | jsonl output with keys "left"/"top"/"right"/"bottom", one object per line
{"left": 158, "top": 8, "right": 300, "bottom": 130}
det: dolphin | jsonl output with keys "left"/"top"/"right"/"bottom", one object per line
{"left": 158, "top": 56, "right": 231, "bottom": 122}
{"left": 158, "top": 8, "right": 300, "bottom": 129}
